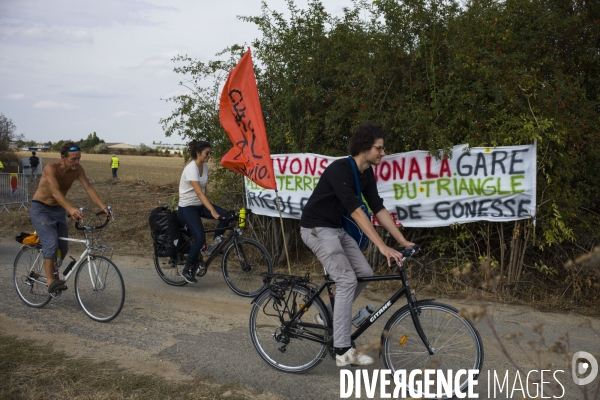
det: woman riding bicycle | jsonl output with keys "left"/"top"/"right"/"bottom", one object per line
{"left": 178, "top": 140, "right": 231, "bottom": 283}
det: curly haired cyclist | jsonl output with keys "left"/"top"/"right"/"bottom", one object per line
{"left": 30, "top": 142, "right": 112, "bottom": 293}
{"left": 300, "top": 122, "right": 414, "bottom": 366}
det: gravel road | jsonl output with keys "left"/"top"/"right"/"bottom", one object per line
{"left": 1, "top": 235, "right": 598, "bottom": 399}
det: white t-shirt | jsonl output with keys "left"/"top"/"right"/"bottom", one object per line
{"left": 178, "top": 161, "right": 208, "bottom": 207}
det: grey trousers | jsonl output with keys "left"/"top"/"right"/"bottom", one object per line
{"left": 300, "top": 226, "right": 373, "bottom": 348}
{"left": 30, "top": 200, "right": 68, "bottom": 259}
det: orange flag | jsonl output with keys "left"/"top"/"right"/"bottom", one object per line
{"left": 219, "top": 49, "right": 277, "bottom": 190}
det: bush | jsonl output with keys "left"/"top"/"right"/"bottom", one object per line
{"left": 91, "top": 143, "right": 108, "bottom": 154}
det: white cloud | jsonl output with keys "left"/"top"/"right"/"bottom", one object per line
{"left": 62, "top": 85, "right": 119, "bottom": 98}
{"left": 7, "top": 25, "right": 94, "bottom": 44}
{"left": 33, "top": 100, "right": 78, "bottom": 110}
{"left": 0, "top": 0, "right": 178, "bottom": 29}
{"left": 3, "top": 93, "right": 25, "bottom": 100}
{"left": 126, "top": 51, "right": 181, "bottom": 70}
{"left": 114, "top": 111, "right": 138, "bottom": 117}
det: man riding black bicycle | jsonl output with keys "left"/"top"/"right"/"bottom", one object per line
{"left": 300, "top": 122, "right": 414, "bottom": 367}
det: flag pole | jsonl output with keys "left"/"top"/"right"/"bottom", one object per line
{"left": 274, "top": 190, "right": 292, "bottom": 274}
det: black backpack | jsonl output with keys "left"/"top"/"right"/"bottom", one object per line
{"left": 149, "top": 207, "right": 181, "bottom": 257}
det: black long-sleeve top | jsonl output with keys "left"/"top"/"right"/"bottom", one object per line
{"left": 300, "top": 157, "right": 385, "bottom": 229}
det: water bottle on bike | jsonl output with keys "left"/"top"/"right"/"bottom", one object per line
{"left": 352, "top": 305, "right": 375, "bottom": 328}
{"left": 205, "top": 235, "right": 223, "bottom": 256}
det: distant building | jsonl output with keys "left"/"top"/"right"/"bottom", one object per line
{"left": 105, "top": 142, "right": 136, "bottom": 150}
{"left": 149, "top": 143, "right": 186, "bottom": 150}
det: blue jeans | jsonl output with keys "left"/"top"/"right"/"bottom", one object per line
{"left": 178, "top": 204, "right": 230, "bottom": 260}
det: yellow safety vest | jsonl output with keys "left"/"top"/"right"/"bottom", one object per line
{"left": 0, "top": 160, "right": 4, "bottom": 169}
{"left": 111, "top": 157, "right": 119, "bottom": 168}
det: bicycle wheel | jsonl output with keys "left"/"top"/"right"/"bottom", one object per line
{"left": 13, "top": 246, "right": 52, "bottom": 308}
{"left": 153, "top": 232, "right": 190, "bottom": 286}
{"left": 222, "top": 238, "right": 273, "bottom": 297}
{"left": 74, "top": 255, "right": 125, "bottom": 322}
{"left": 381, "top": 300, "right": 484, "bottom": 399}
{"left": 249, "top": 284, "right": 331, "bottom": 373}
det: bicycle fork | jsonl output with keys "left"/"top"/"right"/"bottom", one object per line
{"left": 86, "top": 255, "right": 106, "bottom": 291}
{"left": 406, "top": 282, "right": 435, "bottom": 356}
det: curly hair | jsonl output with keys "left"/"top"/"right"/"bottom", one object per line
{"left": 347, "top": 122, "right": 388, "bottom": 156}
{"left": 188, "top": 140, "right": 211, "bottom": 160}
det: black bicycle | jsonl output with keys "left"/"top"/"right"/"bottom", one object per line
{"left": 153, "top": 209, "right": 273, "bottom": 297}
{"left": 249, "top": 245, "right": 484, "bottom": 398}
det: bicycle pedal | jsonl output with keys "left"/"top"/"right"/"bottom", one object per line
{"left": 196, "top": 264, "right": 207, "bottom": 277}
{"left": 50, "top": 290, "right": 62, "bottom": 298}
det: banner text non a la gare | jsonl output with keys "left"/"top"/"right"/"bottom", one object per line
{"left": 245, "top": 144, "right": 536, "bottom": 228}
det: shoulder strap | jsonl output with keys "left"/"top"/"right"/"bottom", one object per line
{"left": 346, "top": 157, "right": 364, "bottom": 206}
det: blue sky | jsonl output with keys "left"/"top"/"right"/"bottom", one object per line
{"left": 0, "top": 0, "right": 349, "bottom": 145}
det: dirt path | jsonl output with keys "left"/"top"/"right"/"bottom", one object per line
{"left": 1, "top": 235, "right": 598, "bottom": 399}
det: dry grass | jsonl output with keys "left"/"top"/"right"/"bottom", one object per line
{"left": 2, "top": 178, "right": 179, "bottom": 259}
{"left": 2, "top": 155, "right": 247, "bottom": 259}
{"left": 0, "top": 334, "right": 274, "bottom": 400}
{"left": 4, "top": 153, "right": 207, "bottom": 258}
{"left": 16, "top": 151, "right": 187, "bottom": 184}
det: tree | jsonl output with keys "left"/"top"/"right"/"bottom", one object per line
{"left": 51, "top": 140, "right": 68, "bottom": 152}
{"left": 160, "top": 0, "right": 600, "bottom": 301}
{"left": 79, "top": 132, "right": 104, "bottom": 151}
{"left": 0, "top": 113, "right": 23, "bottom": 151}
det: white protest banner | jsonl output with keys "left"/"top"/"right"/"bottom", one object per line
{"left": 244, "top": 144, "right": 536, "bottom": 227}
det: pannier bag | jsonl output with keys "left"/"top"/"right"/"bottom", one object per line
{"left": 16, "top": 232, "right": 40, "bottom": 245}
{"left": 148, "top": 207, "right": 181, "bottom": 257}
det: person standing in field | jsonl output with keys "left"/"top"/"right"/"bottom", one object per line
{"left": 300, "top": 122, "right": 414, "bottom": 367}
{"left": 110, "top": 154, "right": 119, "bottom": 180}
{"left": 30, "top": 142, "right": 112, "bottom": 293}
{"left": 177, "top": 140, "right": 230, "bottom": 283}
{"left": 29, "top": 151, "right": 40, "bottom": 182}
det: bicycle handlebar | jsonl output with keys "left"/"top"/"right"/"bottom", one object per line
{"left": 224, "top": 208, "right": 253, "bottom": 224}
{"left": 393, "top": 244, "right": 420, "bottom": 264}
{"left": 75, "top": 206, "right": 113, "bottom": 230}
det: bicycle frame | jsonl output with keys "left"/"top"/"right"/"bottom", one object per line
{"left": 261, "top": 265, "right": 435, "bottom": 355}
{"left": 179, "top": 219, "right": 246, "bottom": 269}
{"left": 18, "top": 235, "right": 99, "bottom": 287}
{"left": 57, "top": 236, "right": 99, "bottom": 286}
{"left": 201, "top": 226, "right": 243, "bottom": 267}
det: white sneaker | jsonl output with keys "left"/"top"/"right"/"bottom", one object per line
{"left": 336, "top": 347, "right": 374, "bottom": 367}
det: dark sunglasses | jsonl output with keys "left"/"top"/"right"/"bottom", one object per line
{"left": 61, "top": 145, "right": 81, "bottom": 155}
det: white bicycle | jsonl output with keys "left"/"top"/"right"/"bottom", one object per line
{"left": 13, "top": 206, "right": 125, "bottom": 322}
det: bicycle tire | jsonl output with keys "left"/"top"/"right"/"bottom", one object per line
{"left": 13, "top": 246, "right": 52, "bottom": 308}
{"left": 249, "top": 284, "right": 331, "bottom": 373}
{"left": 381, "top": 300, "right": 484, "bottom": 399}
{"left": 153, "top": 231, "right": 190, "bottom": 286}
{"left": 74, "top": 255, "right": 125, "bottom": 322}
{"left": 222, "top": 238, "right": 273, "bottom": 297}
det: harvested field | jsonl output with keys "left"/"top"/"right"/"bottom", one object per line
{"left": 16, "top": 151, "right": 186, "bottom": 184}
{"left": 1, "top": 178, "right": 176, "bottom": 258}
{"left": 2, "top": 152, "right": 267, "bottom": 261}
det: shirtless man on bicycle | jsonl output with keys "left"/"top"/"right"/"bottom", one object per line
{"left": 300, "top": 122, "right": 414, "bottom": 367}
{"left": 30, "top": 142, "right": 112, "bottom": 293}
